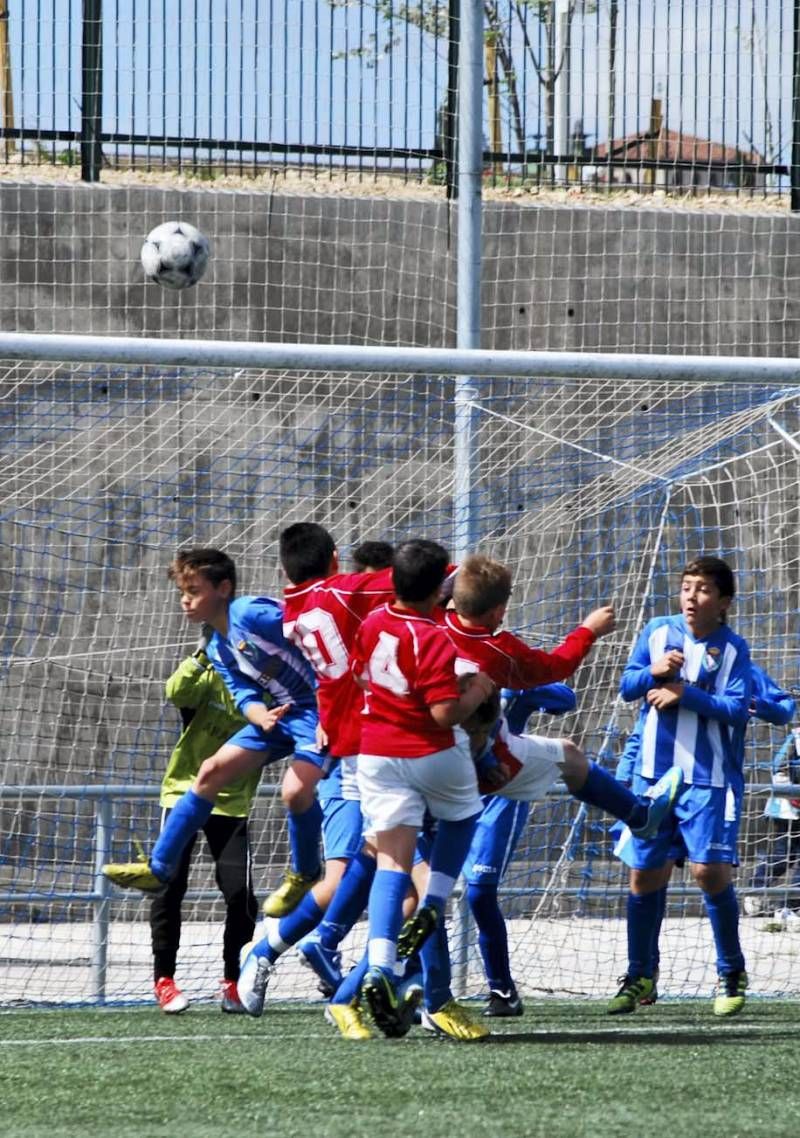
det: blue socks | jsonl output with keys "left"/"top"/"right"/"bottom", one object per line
{"left": 317, "top": 850, "right": 376, "bottom": 949}
{"left": 651, "top": 885, "right": 668, "bottom": 972}
{"left": 704, "top": 884, "right": 745, "bottom": 974}
{"left": 288, "top": 799, "right": 323, "bottom": 878}
{"left": 150, "top": 788, "right": 213, "bottom": 881}
{"left": 367, "top": 868, "right": 411, "bottom": 974}
{"left": 277, "top": 893, "right": 325, "bottom": 951}
{"left": 421, "top": 920, "right": 452, "bottom": 1013}
{"left": 427, "top": 814, "right": 480, "bottom": 893}
{"left": 626, "top": 891, "right": 660, "bottom": 978}
{"left": 251, "top": 892, "right": 326, "bottom": 963}
{"left": 331, "top": 952, "right": 369, "bottom": 1005}
{"left": 574, "top": 762, "right": 648, "bottom": 829}
{"left": 467, "top": 882, "right": 513, "bottom": 992}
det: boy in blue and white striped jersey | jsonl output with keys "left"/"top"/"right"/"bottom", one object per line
{"left": 608, "top": 556, "right": 752, "bottom": 1018}
{"left": 103, "top": 548, "right": 330, "bottom": 922}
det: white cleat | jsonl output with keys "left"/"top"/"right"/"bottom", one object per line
{"left": 236, "top": 942, "right": 274, "bottom": 1017}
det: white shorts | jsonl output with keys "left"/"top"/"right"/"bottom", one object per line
{"left": 495, "top": 733, "right": 565, "bottom": 803}
{"left": 357, "top": 738, "right": 482, "bottom": 832}
{"left": 339, "top": 755, "right": 361, "bottom": 802}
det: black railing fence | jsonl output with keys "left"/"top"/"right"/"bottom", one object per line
{"left": 0, "top": 0, "right": 798, "bottom": 201}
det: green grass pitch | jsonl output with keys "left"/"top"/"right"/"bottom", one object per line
{"left": 1, "top": 999, "right": 798, "bottom": 1138}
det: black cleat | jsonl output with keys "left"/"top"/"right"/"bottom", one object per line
{"left": 484, "top": 988, "right": 524, "bottom": 1018}
{"left": 361, "top": 966, "right": 419, "bottom": 1038}
{"left": 397, "top": 904, "right": 438, "bottom": 959}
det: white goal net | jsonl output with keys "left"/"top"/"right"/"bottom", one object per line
{"left": 1, "top": 349, "right": 798, "bottom": 1006}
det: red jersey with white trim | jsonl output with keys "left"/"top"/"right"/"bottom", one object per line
{"left": 283, "top": 567, "right": 395, "bottom": 758}
{"left": 442, "top": 609, "right": 597, "bottom": 688}
{"left": 352, "top": 603, "right": 461, "bottom": 758}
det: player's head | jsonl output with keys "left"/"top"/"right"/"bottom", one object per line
{"left": 680, "top": 556, "right": 735, "bottom": 632}
{"left": 279, "top": 522, "right": 337, "bottom": 584}
{"left": 168, "top": 547, "right": 236, "bottom": 624}
{"left": 452, "top": 554, "right": 512, "bottom": 627}
{"left": 392, "top": 539, "right": 450, "bottom": 602}
{"left": 459, "top": 674, "right": 501, "bottom": 759}
{"left": 352, "top": 540, "right": 394, "bottom": 572}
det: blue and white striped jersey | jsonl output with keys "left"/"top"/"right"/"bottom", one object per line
{"left": 207, "top": 595, "right": 317, "bottom": 715}
{"left": 620, "top": 614, "right": 752, "bottom": 787}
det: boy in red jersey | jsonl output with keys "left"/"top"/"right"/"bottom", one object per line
{"left": 282, "top": 524, "right": 395, "bottom": 773}
{"left": 353, "top": 539, "right": 495, "bottom": 1041}
{"left": 236, "top": 525, "right": 397, "bottom": 1017}
{"left": 446, "top": 555, "right": 683, "bottom": 830}
{"left": 416, "top": 554, "right": 681, "bottom": 1023}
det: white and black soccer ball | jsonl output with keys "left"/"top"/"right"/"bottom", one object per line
{"left": 140, "top": 220, "right": 210, "bottom": 290}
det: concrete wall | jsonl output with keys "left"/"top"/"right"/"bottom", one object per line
{"left": 2, "top": 180, "right": 799, "bottom": 354}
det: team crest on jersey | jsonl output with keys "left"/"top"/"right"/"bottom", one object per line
{"left": 258, "top": 657, "right": 282, "bottom": 682}
{"left": 703, "top": 651, "right": 720, "bottom": 672}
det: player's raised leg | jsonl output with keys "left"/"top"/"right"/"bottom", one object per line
{"left": 103, "top": 743, "right": 266, "bottom": 891}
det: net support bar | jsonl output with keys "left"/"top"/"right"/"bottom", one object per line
{"left": 1, "top": 333, "right": 800, "bottom": 386}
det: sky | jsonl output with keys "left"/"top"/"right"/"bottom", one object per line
{"left": 4, "top": 1, "right": 793, "bottom": 172}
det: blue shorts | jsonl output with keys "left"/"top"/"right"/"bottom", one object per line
{"left": 613, "top": 775, "right": 742, "bottom": 869}
{"left": 317, "top": 759, "right": 343, "bottom": 803}
{"left": 227, "top": 706, "right": 330, "bottom": 772}
{"left": 321, "top": 797, "right": 364, "bottom": 861}
{"left": 413, "top": 829, "right": 434, "bottom": 868}
{"left": 462, "top": 796, "right": 530, "bottom": 886}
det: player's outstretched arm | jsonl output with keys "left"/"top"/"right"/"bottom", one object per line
{"left": 750, "top": 665, "right": 796, "bottom": 726}
{"left": 579, "top": 604, "right": 616, "bottom": 638}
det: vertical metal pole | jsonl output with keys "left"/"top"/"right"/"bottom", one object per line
{"left": 792, "top": 0, "right": 800, "bottom": 210}
{"left": 0, "top": 0, "right": 15, "bottom": 158}
{"left": 453, "top": 0, "right": 483, "bottom": 555}
{"left": 553, "top": 0, "right": 571, "bottom": 185}
{"left": 91, "top": 797, "right": 113, "bottom": 1004}
{"left": 81, "top": 0, "right": 103, "bottom": 182}
{"left": 451, "top": 0, "right": 484, "bottom": 998}
{"left": 444, "top": 0, "right": 460, "bottom": 200}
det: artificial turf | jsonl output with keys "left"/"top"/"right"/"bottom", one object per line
{"left": 1, "top": 999, "right": 798, "bottom": 1138}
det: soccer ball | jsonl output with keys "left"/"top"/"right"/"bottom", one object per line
{"left": 140, "top": 221, "right": 210, "bottom": 290}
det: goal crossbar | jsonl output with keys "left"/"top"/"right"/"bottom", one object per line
{"left": 1, "top": 333, "right": 799, "bottom": 386}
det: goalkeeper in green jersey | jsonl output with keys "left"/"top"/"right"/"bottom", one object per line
{"left": 150, "top": 646, "right": 261, "bottom": 1014}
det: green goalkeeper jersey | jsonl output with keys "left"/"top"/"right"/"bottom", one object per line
{"left": 160, "top": 651, "right": 264, "bottom": 818}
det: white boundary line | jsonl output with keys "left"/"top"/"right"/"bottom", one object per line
{"left": 1, "top": 1021, "right": 797, "bottom": 1048}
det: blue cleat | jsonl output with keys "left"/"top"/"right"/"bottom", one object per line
{"left": 631, "top": 765, "right": 684, "bottom": 840}
{"left": 296, "top": 935, "right": 344, "bottom": 998}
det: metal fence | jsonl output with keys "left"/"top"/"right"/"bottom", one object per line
{"left": 0, "top": 1, "right": 798, "bottom": 199}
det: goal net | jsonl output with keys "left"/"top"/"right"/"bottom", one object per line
{"left": 0, "top": 350, "right": 798, "bottom": 1007}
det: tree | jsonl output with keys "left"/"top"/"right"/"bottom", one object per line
{"left": 329, "top": 1, "right": 594, "bottom": 158}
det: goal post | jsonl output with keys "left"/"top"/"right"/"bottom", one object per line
{"left": 1, "top": 334, "right": 799, "bottom": 1006}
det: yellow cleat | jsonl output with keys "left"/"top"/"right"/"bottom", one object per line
{"left": 324, "top": 1001, "right": 373, "bottom": 1041}
{"left": 262, "top": 869, "right": 322, "bottom": 917}
{"left": 606, "top": 973, "right": 655, "bottom": 1015}
{"left": 421, "top": 999, "right": 490, "bottom": 1041}
{"left": 713, "top": 970, "right": 748, "bottom": 1017}
{"left": 102, "top": 860, "right": 165, "bottom": 893}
